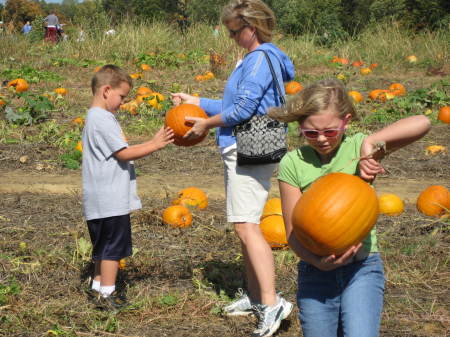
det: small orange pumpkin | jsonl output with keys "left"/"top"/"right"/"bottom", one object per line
{"left": 369, "top": 89, "right": 389, "bottom": 102}
{"left": 292, "top": 173, "right": 379, "bottom": 256}
{"left": 7, "top": 78, "right": 29, "bottom": 93}
{"left": 136, "top": 86, "right": 153, "bottom": 96}
{"left": 164, "top": 104, "right": 208, "bottom": 146}
{"left": 172, "top": 187, "right": 208, "bottom": 210}
{"left": 147, "top": 93, "right": 165, "bottom": 110}
{"left": 437, "top": 106, "right": 450, "bottom": 124}
{"left": 388, "top": 83, "right": 406, "bottom": 96}
{"left": 162, "top": 205, "right": 193, "bottom": 228}
{"left": 285, "top": 81, "right": 303, "bottom": 95}
{"left": 351, "top": 60, "right": 364, "bottom": 67}
{"left": 261, "top": 198, "right": 282, "bottom": 219}
{"left": 425, "top": 145, "right": 446, "bottom": 155}
{"left": 405, "top": 55, "right": 417, "bottom": 63}
{"left": 140, "top": 64, "right": 152, "bottom": 71}
{"left": 54, "top": 87, "right": 68, "bottom": 96}
{"left": 195, "top": 75, "right": 206, "bottom": 82}
{"left": 118, "top": 258, "right": 126, "bottom": 269}
{"left": 75, "top": 141, "right": 83, "bottom": 152}
{"left": 120, "top": 100, "right": 139, "bottom": 115}
{"left": 378, "top": 193, "right": 404, "bottom": 216}
{"left": 359, "top": 67, "right": 372, "bottom": 75}
{"left": 369, "top": 63, "right": 379, "bottom": 70}
{"left": 71, "top": 117, "right": 84, "bottom": 125}
{"left": 348, "top": 91, "right": 364, "bottom": 103}
{"left": 204, "top": 71, "right": 215, "bottom": 80}
{"left": 130, "top": 73, "right": 142, "bottom": 79}
{"left": 417, "top": 185, "right": 450, "bottom": 217}
{"left": 259, "top": 215, "right": 288, "bottom": 248}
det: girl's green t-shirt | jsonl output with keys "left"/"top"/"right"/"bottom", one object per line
{"left": 278, "top": 133, "right": 378, "bottom": 253}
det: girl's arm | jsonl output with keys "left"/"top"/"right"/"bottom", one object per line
{"left": 360, "top": 115, "right": 431, "bottom": 180}
{"left": 279, "top": 180, "right": 360, "bottom": 271}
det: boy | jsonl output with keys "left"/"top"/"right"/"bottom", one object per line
{"left": 82, "top": 65, "right": 173, "bottom": 310}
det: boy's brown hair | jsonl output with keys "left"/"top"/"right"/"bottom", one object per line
{"left": 91, "top": 65, "right": 133, "bottom": 95}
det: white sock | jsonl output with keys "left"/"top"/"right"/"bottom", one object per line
{"left": 91, "top": 280, "right": 101, "bottom": 292}
{"left": 100, "top": 285, "right": 115, "bottom": 298}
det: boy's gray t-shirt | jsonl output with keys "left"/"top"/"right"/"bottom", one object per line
{"left": 82, "top": 107, "right": 141, "bottom": 220}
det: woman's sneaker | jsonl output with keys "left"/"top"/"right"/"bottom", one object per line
{"left": 223, "top": 289, "right": 253, "bottom": 316}
{"left": 251, "top": 296, "right": 293, "bottom": 337}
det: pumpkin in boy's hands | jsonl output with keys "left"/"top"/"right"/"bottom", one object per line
{"left": 416, "top": 185, "right": 450, "bottom": 217}
{"left": 291, "top": 173, "right": 379, "bottom": 256}
{"left": 164, "top": 104, "right": 208, "bottom": 146}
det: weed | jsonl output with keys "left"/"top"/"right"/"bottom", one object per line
{"left": 0, "top": 278, "right": 21, "bottom": 305}
{"left": 5, "top": 93, "right": 54, "bottom": 126}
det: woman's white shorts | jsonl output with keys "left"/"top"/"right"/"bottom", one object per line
{"left": 222, "top": 147, "right": 277, "bottom": 224}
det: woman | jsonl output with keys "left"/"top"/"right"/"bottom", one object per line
{"left": 171, "top": 1, "right": 295, "bottom": 336}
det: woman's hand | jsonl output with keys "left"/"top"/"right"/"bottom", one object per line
{"left": 313, "top": 243, "right": 362, "bottom": 271}
{"left": 359, "top": 139, "right": 386, "bottom": 182}
{"left": 183, "top": 117, "right": 208, "bottom": 139}
{"left": 171, "top": 92, "right": 200, "bottom": 106}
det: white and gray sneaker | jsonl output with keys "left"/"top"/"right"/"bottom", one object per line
{"left": 251, "top": 296, "right": 293, "bottom": 337}
{"left": 223, "top": 289, "right": 253, "bottom": 316}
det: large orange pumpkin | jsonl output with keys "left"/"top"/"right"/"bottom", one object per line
{"left": 378, "top": 193, "right": 404, "bottom": 216}
{"left": 259, "top": 215, "right": 288, "bottom": 248}
{"left": 261, "top": 198, "right": 282, "bottom": 219}
{"left": 285, "top": 81, "right": 303, "bottom": 95}
{"left": 172, "top": 187, "right": 208, "bottom": 210}
{"left": 165, "top": 104, "right": 208, "bottom": 146}
{"left": 292, "top": 173, "right": 379, "bottom": 256}
{"left": 416, "top": 185, "right": 450, "bottom": 217}
{"left": 7, "top": 78, "right": 29, "bottom": 93}
{"left": 162, "top": 205, "right": 193, "bottom": 228}
{"left": 437, "top": 106, "right": 450, "bottom": 124}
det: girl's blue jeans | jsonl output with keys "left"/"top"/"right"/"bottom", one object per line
{"left": 297, "top": 253, "right": 385, "bottom": 337}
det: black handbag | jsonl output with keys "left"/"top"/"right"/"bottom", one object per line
{"left": 233, "top": 50, "right": 287, "bottom": 166}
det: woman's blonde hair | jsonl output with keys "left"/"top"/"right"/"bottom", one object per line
{"left": 91, "top": 64, "right": 133, "bottom": 95}
{"left": 221, "top": 0, "right": 276, "bottom": 43}
{"left": 268, "top": 79, "right": 358, "bottom": 123}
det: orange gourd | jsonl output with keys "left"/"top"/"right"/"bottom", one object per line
{"left": 359, "top": 67, "right": 372, "bottom": 75}
{"left": 259, "top": 215, "right": 288, "bottom": 248}
{"left": 162, "top": 205, "right": 193, "bottom": 228}
{"left": 351, "top": 60, "right": 364, "bottom": 67}
{"left": 7, "top": 78, "right": 29, "bottom": 93}
{"left": 71, "top": 117, "right": 84, "bottom": 125}
{"left": 165, "top": 104, "right": 208, "bottom": 146}
{"left": 172, "top": 187, "right": 208, "bottom": 209}
{"left": 75, "top": 141, "right": 83, "bottom": 152}
{"left": 118, "top": 258, "right": 126, "bottom": 269}
{"left": 388, "top": 83, "right": 406, "bottom": 96}
{"left": 378, "top": 193, "right": 404, "bottom": 216}
{"left": 136, "top": 86, "right": 153, "bottom": 96}
{"left": 425, "top": 145, "right": 446, "bottom": 155}
{"left": 369, "top": 89, "right": 389, "bottom": 102}
{"left": 54, "top": 87, "right": 68, "bottom": 96}
{"left": 416, "top": 185, "right": 450, "bottom": 217}
{"left": 348, "top": 91, "right": 364, "bottom": 103}
{"left": 140, "top": 64, "right": 151, "bottom": 71}
{"left": 261, "top": 198, "right": 282, "bottom": 219}
{"left": 437, "top": 106, "right": 450, "bottom": 124}
{"left": 292, "top": 173, "right": 379, "bottom": 256}
{"left": 285, "top": 81, "right": 303, "bottom": 95}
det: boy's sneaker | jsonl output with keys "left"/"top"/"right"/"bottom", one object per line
{"left": 223, "top": 289, "right": 253, "bottom": 316}
{"left": 96, "top": 291, "right": 129, "bottom": 311}
{"left": 251, "top": 296, "right": 293, "bottom": 337}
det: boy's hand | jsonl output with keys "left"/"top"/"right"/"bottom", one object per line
{"left": 313, "top": 243, "right": 362, "bottom": 271}
{"left": 359, "top": 139, "right": 386, "bottom": 182}
{"left": 171, "top": 93, "right": 200, "bottom": 106}
{"left": 151, "top": 126, "right": 174, "bottom": 150}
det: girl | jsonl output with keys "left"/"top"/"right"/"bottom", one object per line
{"left": 171, "top": 1, "right": 295, "bottom": 336}
{"left": 269, "top": 79, "right": 431, "bottom": 337}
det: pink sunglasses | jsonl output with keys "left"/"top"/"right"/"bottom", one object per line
{"left": 300, "top": 119, "right": 346, "bottom": 139}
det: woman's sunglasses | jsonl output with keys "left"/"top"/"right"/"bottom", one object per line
{"left": 300, "top": 120, "right": 346, "bottom": 139}
{"left": 228, "top": 25, "right": 248, "bottom": 37}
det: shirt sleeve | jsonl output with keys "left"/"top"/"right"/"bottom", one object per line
{"left": 200, "top": 98, "right": 222, "bottom": 116}
{"left": 278, "top": 152, "right": 301, "bottom": 188}
{"left": 220, "top": 52, "right": 272, "bottom": 127}
{"left": 93, "top": 117, "right": 128, "bottom": 159}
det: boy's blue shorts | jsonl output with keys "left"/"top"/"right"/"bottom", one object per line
{"left": 87, "top": 214, "right": 132, "bottom": 261}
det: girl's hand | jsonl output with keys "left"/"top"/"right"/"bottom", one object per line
{"left": 170, "top": 92, "right": 200, "bottom": 106}
{"left": 151, "top": 126, "right": 174, "bottom": 150}
{"left": 313, "top": 243, "right": 362, "bottom": 271}
{"left": 359, "top": 139, "right": 386, "bottom": 182}
{"left": 183, "top": 117, "right": 208, "bottom": 139}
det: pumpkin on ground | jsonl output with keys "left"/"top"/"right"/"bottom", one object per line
{"left": 285, "top": 81, "right": 303, "bottom": 95}
{"left": 351, "top": 60, "right": 364, "bottom": 67}
{"left": 75, "top": 141, "right": 83, "bottom": 152}
{"left": 162, "top": 205, "right": 193, "bottom": 228}
{"left": 406, "top": 55, "right": 417, "bottom": 63}
{"left": 348, "top": 91, "right": 364, "bottom": 103}
{"left": 378, "top": 193, "right": 404, "bottom": 216}
{"left": 359, "top": 67, "right": 372, "bottom": 75}
{"left": 136, "top": 86, "right": 153, "bottom": 96}
{"left": 261, "top": 198, "right": 282, "bottom": 219}
{"left": 369, "top": 89, "right": 389, "bottom": 102}
{"left": 172, "top": 187, "right": 208, "bottom": 210}
{"left": 259, "top": 215, "right": 288, "bottom": 248}
{"left": 54, "top": 87, "right": 68, "bottom": 96}
{"left": 437, "top": 106, "right": 450, "bottom": 124}
{"left": 147, "top": 93, "right": 165, "bottom": 110}
{"left": 0, "top": 98, "right": 6, "bottom": 106}
{"left": 291, "top": 172, "right": 379, "bottom": 256}
{"left": 7, "top": 78, "right": 29, "bottom": 93}
{"left": 425, "top": 145, "right": 446, "bottom": 155}
{"left": 71, "top": 117, "right": 84, "bottom": 126}
{"left": 388, "top": 83, "right": 406, "bottom": 96}
{"left": 118, "top": 258, "right": 126, "bottom": 269}
{"left": 140, "top": 64, "right": 152, "bottom": 71}
{"left": 416, "top": 185, "right": 450, "bottom": 217}
{"left": 165, "top": 104, "right": 208, "bottom": 146}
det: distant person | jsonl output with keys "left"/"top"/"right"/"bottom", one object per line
{"left": 76, "top": 29, "right": 85, "bottom": 42}
{"left": 82, "top": 65, "right": 173, "bottom": 310}
{"left": 43, "top": 11, "right": 59, "bottom": 43}
{"left": 22, "top": 21, "right": 32, "bottom": 35}
{"left": 212, "top": 25, "right": 219, "bottom": 38}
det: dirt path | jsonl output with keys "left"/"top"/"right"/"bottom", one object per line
{"left": 1, "top": 171, "right": 447, "bottom": 203}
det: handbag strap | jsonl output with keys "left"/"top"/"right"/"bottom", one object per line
{"left": 259, "top": 50, "right": 286, "bottom": 107}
